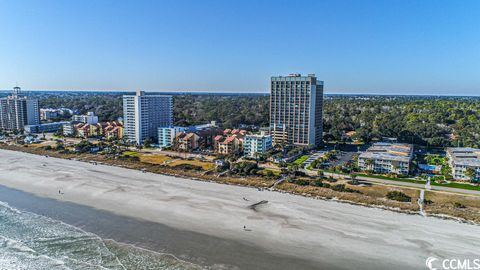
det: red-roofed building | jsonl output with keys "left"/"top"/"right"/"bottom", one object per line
{"left": 72, "top": 121, "right": 123, "bottom": 139}
{"left": 101, "top": 121, "right": 124, "bottom": 140}
{"left": 175, "top": 132, "right": 200, "bottom": 151}
{"left": 75, "top": 123, "right": 100, "bottom": 138}
{"left": 174, "top": 127, "right": 223, "bottom": 152}
{"left": 214, "top": 129, "right": 249, "bottom": 155}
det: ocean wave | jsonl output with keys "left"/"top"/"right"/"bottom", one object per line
{"left": 0, "top": 201, "right": 21, "bottom": 214}
{"left": 0, "top": 200, "right": 204, "bottom": 269}
{"left": 0, "top": 234, "right": 72, "bottom": 270}
{"left": 104, "top": 239, "right": 204, "bottom": 270}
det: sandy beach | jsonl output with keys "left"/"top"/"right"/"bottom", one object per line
{"left": 1, "top": 149, "right": 480, "bottom": 270}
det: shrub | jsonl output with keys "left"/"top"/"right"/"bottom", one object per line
{"left": 347, "top": 180, "right": 360, "bottom": 185}
{"left": 173, "top": 164, "right": 203, "bottom": 171}
{"left": 331, "top": 184, "right": 346, "bottom": 192}
{"left": 232, "top": 162, "right": 259, "bottom": 176}
{"left": 331, "top": 184, "right": 361, "bottom": 193}
{"left": 296, "top": 179, "right": 311, "bottom": 186}
{"left": 119, "top": 155, "right": 140, "bottom": 162}
{"left": 265, "top": 170, "right": 275, "bottom": 178}
{"left": 326, "top": 177, "right": 337, "bottom": 183}
{"left": 454, "top": 202, "right": 466, "bottom": 209}
{"left": 386, "top": 191, "right": 411, "bottom": 202}
{"left": 311, "top": 179, "right": 324, "bottom": 187}
{"left": 423, "top": 199, "right": 433, "bottom": 205}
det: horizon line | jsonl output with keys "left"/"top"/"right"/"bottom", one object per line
{"left": 1, "top": 89, "right": 479, "bottom": 98}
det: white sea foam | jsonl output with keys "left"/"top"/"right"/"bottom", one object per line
{"left": 0, "top": 200, "right": 21, "bottom": 214}
{"left": 0, "top": 200, "right": 197, "bottom": 270}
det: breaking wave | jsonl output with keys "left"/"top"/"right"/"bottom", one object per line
{"left": 0, "top": 201, "right": 202, "bottom": 270}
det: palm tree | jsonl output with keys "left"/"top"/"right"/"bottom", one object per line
{"left": 392, "top": 164, "right": 401, "bottom": 175}
{"left": 289, "top": 165, "right": 299, "bottom": 177}
{"left": 465, "top": 167, "right": 476, "bottom": 183}
{"left": 364, "top": 159, "right": 375, "bottom": 173}
{"left": 350, "top": 174, "right": 359, "bottom": 185}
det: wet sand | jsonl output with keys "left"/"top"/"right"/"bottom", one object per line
{"left": 1, "top": 149, "right": 480, "bottom": 270}
{"left": 0, "top": 185, "right": 319, "bottom": 270}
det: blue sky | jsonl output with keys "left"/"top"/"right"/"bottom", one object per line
{"left": 1, "top": 0, "right": 479, "bottom": 95}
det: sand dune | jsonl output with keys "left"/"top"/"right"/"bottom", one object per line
{"left": 0, "top": 149, "right": 479, "bottom": 270}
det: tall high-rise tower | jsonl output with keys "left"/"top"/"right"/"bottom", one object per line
{"left": 123, "top": 90, "right": 173, "bottom": 144}
{"left": 0, "top": 86, "right": 40, "bottom": 131}
{"left": 269, "top": 74, "right": 323, "bottom": 147}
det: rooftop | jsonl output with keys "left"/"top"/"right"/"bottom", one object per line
{"left": 359, "top": 143, "right": 413, "bottom": 163}
{"left": 246, "top": 134, "right": 271, "bottom": 139}
{"left": 447, "top": 147, "right": 480, "bottom": 167}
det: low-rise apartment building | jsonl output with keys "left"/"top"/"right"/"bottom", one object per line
{"left": 40, "top": 108, "right": 73, "bottom": 121}
{"left": 175, "top": 132, "right": 200, "bottom": 151}
{"left": 101, "top": 121, "right": 124, "bottom": 140}
{"left": 64, "top": 121, "right": 123, "bottom": 139}
{"left": 174, "top": 127, "right": 222, "bottom": 152}
{"left": 158, "top": 126, "right": 192, "bottom": 148}
{"left": 213, "top": 129, "right": 247, "bottom": 155}
{"left": 25, "top": 121, "right": 70, "bottom": 134}
{"left": 159, "top": 122, "right": 218, "bottom": 148}
{"left": 358, "top": 143, "right": 414, "bottom": 175}
{"left": 62, "top": 123, "right": 75, "bottom": 136}
{"left": 72, "top": 112, "right": 99, "bottom": 125}
{"left": 446, "top": 147, "right": 480, "bottom": 181}
{"left": 75, "top": 123, "right": 100, "bottom": 138}
{"left": 244, "top": 134, "right": 273, "bottom": 159}
{"left": 40, "top": 109, "right": 59, "bottom": 121}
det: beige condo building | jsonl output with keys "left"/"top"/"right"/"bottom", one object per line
{"left": 270, "top": 74, "right": 323, "bottom": 147}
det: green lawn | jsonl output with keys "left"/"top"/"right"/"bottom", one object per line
{"left": 356, "top": 173, "right": 480, "bottom": 191}
{"left": 431, "top": 180, "right": 480, "bottom": 191}
{"left": 418, "top": 154, "right": 447, "bottom": 166}
{"left": 353, "top": 173, "right": 426, "bottom": 184}
{"left": 292, "top": 155, "right": 309, "bottom": 166}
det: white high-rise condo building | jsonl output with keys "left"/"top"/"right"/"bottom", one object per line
{"left": 123, "top": 90, "right": 173, "bottom": 144}
{"left": 0, "top": 86, "right": 40, "bottom": 131}
{"left": 270, "top": 74, "right": 323, "bottom": 147}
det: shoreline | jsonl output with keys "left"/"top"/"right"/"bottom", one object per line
{"left": 1, "top": 148, "right": 480, "bottom": 269}
{"left": 4, "top": 144, "right": 478, "bottom": 225}
{"left": 0, "top": 185, "right": 317, "bottom": 270}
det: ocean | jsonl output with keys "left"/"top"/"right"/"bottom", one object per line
{"left": 0, "top": 185, "right": 319, "bottom": 270}
{"left": 0, "top": 200, "right": 201, "bottom": 270}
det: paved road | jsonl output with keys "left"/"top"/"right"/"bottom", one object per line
{"left": 301, "top": 169, "right": 480, "bottom": 196}
{"left": 329, "top": 151, "right": 356, "bottom": 167}
{"left": 302, "top": 151, "right": 325, "bottom": 168}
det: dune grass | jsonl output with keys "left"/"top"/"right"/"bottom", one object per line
{"left": 168, "top": 159, "right": 215, "bottom": 171}
{"left": 140, "top": 155, "right": 173, "bottom": 165}
{"left": 122, "top": 151, "right": 141, "bottom": 158}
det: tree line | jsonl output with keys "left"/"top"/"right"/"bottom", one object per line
{"left": 38, "top": 93, "right": 480, "bottom": 148}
